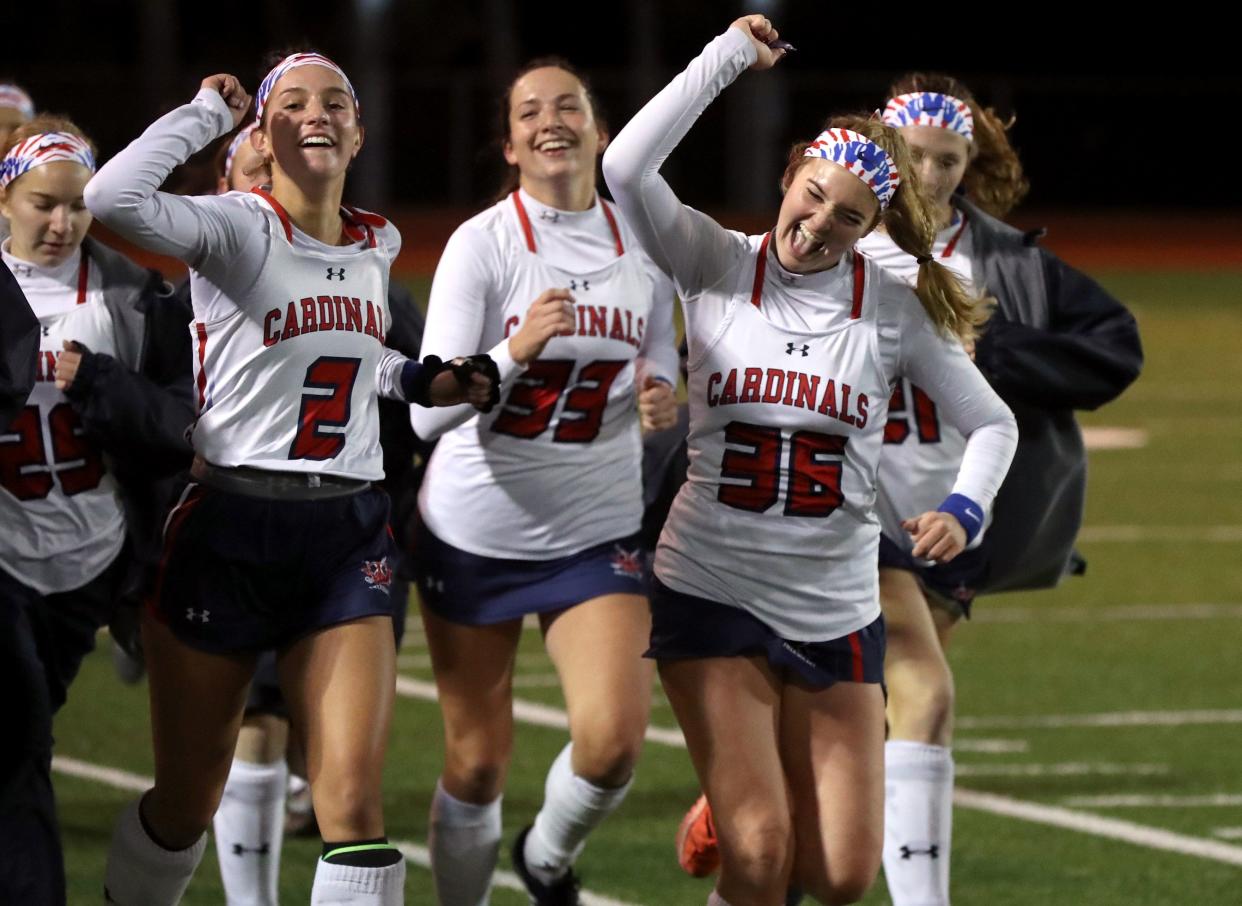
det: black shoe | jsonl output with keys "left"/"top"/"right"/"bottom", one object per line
{"left": 511, "top": 824, "right": 581, "bottom": 906}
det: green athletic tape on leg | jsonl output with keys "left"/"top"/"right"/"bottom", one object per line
{"left": 321, "top": 843, "right": 398, "bottom": 862}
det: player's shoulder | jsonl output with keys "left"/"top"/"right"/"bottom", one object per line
{"left": 341, "top": 204, "right": 402, "bottom": 261}
{"left": 445, "top": 198, "right": 521, "bottom": 264}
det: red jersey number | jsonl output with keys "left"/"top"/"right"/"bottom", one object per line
{"left": 491, "top": 359, "right": 628, "bottom": 443}
{"left": 717, "top": 420, "right": 849, "bottom": 518}
{"left": 0, "top": 404, "right": 105, "bottom": 501}
{"left": 288, "top": 356, "right": 362, "bottom": 460}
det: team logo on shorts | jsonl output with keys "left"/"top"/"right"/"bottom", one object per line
{"left": 610, "top": 546, "right": 644, "bottom": 580}
{"left": 361, "top": 557, "right": 393, "bottom": 592}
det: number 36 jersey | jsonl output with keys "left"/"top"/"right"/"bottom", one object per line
{"left": 189, "top": 190, "right": 402, "bottom": 481}
{"left": 656, "top": 237, "right": 893, "bottom": 642}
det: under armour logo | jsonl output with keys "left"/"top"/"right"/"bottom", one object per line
{"left": 13, "top": 263, "right": 32, "bottom": 277}
{"left": 326, "top": 267, "right": 346, "bottom": 281}
{"left": 569, "top": 279, "right": 590, "bottom": 292}
{"left": 899, "top": 845, "right": 940, "bottom": 860}
{"left": 185, "top": 608, "right": 211, "bottom": 623}
{"left": 785, "top": 343, "right": 809, "bottom": 357}
{"left": 232, "top": 842, "right": 271, "bottom": 857}
{"left": 424, "top": 576, "right": 445, "bottom": 596}
{"left": 42, "top": 325, "right": 51, "bottom": 336}
{"left": 538, "top": 209, "right": 560, "bottom": 222}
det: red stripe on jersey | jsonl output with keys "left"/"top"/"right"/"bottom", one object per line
{"left": 341, "top": 205, "right": 378, "bottom": 248}
{"left": 251, "top": 187, "right": 294, "bottom": 243}
{"left": 511, "top": 191, "right": 537, "bottom": 253}
{"left": 850, "top": 251, "right": 866, "bottom": 319}
{"left": 942, "top": 212, "right": 969, "bottom": 259}
{"left": 75, "top": 247, "right": 89, "bottom": 305}
{"left": 750, "top": 232, "right": 772, "bottom": 309}
{"left": 195, "top": 322, "right": 209, "bottom": 411}
{"left": 847, "top": 630, "right": 865, "bottom": 682}
{"left": 599, "top": 199, "right": 625, "bottom": 256}
{"left": 146, "top": 485, "right": 206, "bottom": 622}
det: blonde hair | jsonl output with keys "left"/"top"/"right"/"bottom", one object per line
{"left": 781, "top": 115, "right": 990, "bottom": 343}
{"left": 888, "top": 72, "right": 1028, "bottom": 219}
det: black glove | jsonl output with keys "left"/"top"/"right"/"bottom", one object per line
{"left": 449, "top": 354, "right": 501, "bottom": 414}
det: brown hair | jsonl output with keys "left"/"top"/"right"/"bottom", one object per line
{"left": 1, "top": 114, "right": 96, "bottom": 162}
{"left": 887, "top": 72, "right": 1028, "bottom": 219}
{"left": 493, "top": 56, "right": 607, "bottom": 201}
{"left": 782, "top": 115, "right": 990, "bottom": 343}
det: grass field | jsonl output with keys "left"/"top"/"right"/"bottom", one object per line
{"left": 53, "top": 269, "right": 1242, "bottom": 903}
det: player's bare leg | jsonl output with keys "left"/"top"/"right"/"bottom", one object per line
{"left": 104, "top": 614, "right": 256, "bottom": 905}
{"left": 782, "top": 679, "right": 886, "bottom": 905}
{"left": 420, "top": 604, "right": 523, "bottom": 905}
{"left": 881, "top": 568, "right": 954, "bottom": 745}
{"left": 660, "top": 655, "right": 794, "bottom": 905}
{"left": 515, "top": 594, "right": 653, "bottom": 887}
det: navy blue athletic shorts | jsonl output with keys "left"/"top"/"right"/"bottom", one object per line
{"left": 414, "top": 522, "right": 646, "bottom": 626}
{"left": 877, "top": 534, "right": 987, "bottom": 618}
{"left": 149, "top": 484, "right": 398, "bottom": 655}
{"left": 646, "top": 577, "right": 885, "bottom": 691}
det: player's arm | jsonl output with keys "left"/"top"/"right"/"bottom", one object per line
{"left": 899, "top": 300, "right": 1018, "bottom": 563}
{"left": 974, "top": 249, "right": 1143, "bottom": 411}
{"left": 635, "top": 256, "right": 680, "bottom": 433}
{"left": 84, "top": 76, "right": 262, "bottom": 285}
{"left": 603, "top": 19, "right": 777, "bottom": 299}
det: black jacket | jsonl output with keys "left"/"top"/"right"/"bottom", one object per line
{"left": 0, "top": 260, "right": 39, "bottom": 430}
{"left": 962, "top": 198, "right": 1144, "bottom": 592}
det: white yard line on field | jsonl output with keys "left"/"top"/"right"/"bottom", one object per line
{"left": 1076, "top": 525, "right": 1242, "bottom": 543}
{"left": 51, "top": 755, "right": 641, "bottom": 906}
{"left": 1212, "top": 827, "right": 1242, "bottom": 840}
{"left": 974, "top": 603, "right": 1242, "bottom": 623}
{"left": 953, "top": 738, "right": 1029, "bottom": 754}
{"left": 953, "top": 788, "right": 1242, "bottom": 868}
{"left": 957, "top": 709, "right": 1242, "bottom": 730}
{"left": 954, "top": 763, "right": 1168, "bottom": 779}
{"left": 1080, "top": 427, "right": 1149, "bottom": 450}
{"left": 1062, "top": 793, "right": 1242, "bottom": 808}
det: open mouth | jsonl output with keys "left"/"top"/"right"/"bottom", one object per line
{"left": 299, "top": 135, "right": 336, "bottom": 148}
{"left": 790, "top": 222, "right": 826, "bottom": 257}
{"left": 534, "top": 138, "right": 574, "bottom": 156}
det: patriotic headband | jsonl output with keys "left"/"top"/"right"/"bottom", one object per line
{"left": 224, "top": 123, "right": 258, "bottom": 181}
{"left": 0, "top": 132, "right": 96, "bottom": 190}
{"left": 254, "top": 52, "right": 359, "bottom": 124}
{"left": 0, "top": 84, "right": 35, "bottom": 120}
{"left": 804, "top": 128, "right": 900, "bottom": 209}
{"left": 881, "top": 92, "right": 974, "bottom": 142}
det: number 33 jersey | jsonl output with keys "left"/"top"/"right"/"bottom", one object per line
{"left": 419, "top": 192, "right": 671, "bottom": 560}
{"left": 189, "top": 190, "right": 400, "bottom": 481}
{"left": 656, "top": 238, "right": 893, "bottom": 642}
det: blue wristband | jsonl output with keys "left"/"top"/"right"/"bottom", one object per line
{"left": 937, "top": 493, "right": 984, "bottom": 544}
{"left": 401, "top": 357, "right": 436, "bottom": 406}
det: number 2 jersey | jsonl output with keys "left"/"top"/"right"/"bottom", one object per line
{"left": 84, "top": 88, "right": 409, "bottom": 483}
{"left": 413, "top": 188, "right": 679, "bottom": 560}
{"left": 0, "top": 243, "right": 141, "bottom": 593}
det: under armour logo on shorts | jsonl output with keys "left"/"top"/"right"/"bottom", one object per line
{"left": 185, "top": 608, "right": 211, "bottom": 623}
{"left": 785, "top": 342, "right": 809, "bottom": 356}
{"left": 326, "top": 267, "right": 346, "bottom": 280}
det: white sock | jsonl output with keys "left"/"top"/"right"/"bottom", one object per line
{"left": 213, "top": 757, "right": 288, "bottom": 906}
{"left": 883, "top": 741, "right": 954, "bottom": 906}
{"left": 310, "top": 859, "right": 405, "bottom": 905}
{"left": 428, "top": 778, "right": 501, "bottom": 906}
{"left": 707, "top": 893, "right": 734, "bottom": 906}
{"left": 104, "top": 796, "right": 207, "bottom": 905}
{"left": 523, "top": 743, "right": 633, "bottom": 885}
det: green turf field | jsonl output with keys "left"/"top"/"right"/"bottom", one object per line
{"left": 54, "top": 269, "right": 1242, "bottom": 903}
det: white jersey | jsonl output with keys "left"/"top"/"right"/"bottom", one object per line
{"left": 857, "top": 215, "right": 987, "bottom": 555}
{"left": 602, "top": 25, "right": 1018, "bottom": 640}
{"left": 84, "top": 88, "right": 409, "bottom": 482}
{"left": 414, "top": 189, "right": 679, "bottom": 559}
{"left": 0, "top": 244, "right": 127, "bottom": 593}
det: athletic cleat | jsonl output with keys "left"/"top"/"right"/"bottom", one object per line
{"left": 511, "top": 824, "right": 581, "bottom": 905}
{"left": 676, "top": 793, "right": 720, "bottom": 877}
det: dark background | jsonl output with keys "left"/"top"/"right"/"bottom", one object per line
{"left": 5, "top": 1, "right": 1237, "bottom": 217}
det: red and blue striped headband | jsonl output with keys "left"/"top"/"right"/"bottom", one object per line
{"left": 882, "top": 92, "right": 974, "bottom": 142}
{"left": 803, "top": 128, "right": 900, "bottom": 209}
{"left": 224, "top": 124, "right": 258, "bottom": 182}
{"left": 0, "top": 84, "right": 34, "bottom": 120}
{"left": 254, "top": 52, "right": 359, "bottom": 125}
{"left": 0, "top": 132, "right": 96, "bottom": 190}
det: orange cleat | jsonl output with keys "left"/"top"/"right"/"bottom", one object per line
{"left": 676, "top": 793, "right": 720, "bottom": 877}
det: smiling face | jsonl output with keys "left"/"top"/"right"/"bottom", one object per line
{"left": 774, "top": 158, "right": 880, "bottom": 274}
{"left": 900, "top": 124, "right": 971, "bottom": 219}
{"left": 503, "top": 66, "right": 605, "bottom": 196}
{"left": 0, "top": 161, "right": 93, "bottom": 267}
{"left": 254, "top": 64, "right": 362, "bottom": 188}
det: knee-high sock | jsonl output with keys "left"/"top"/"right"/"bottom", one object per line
{"left": 522, "top": 742, "right": 633, "bottom": 885}
{"left": 104, "top": 797, "right": 207, "bottom": 905}
{"left": 707, "top": 893, "right": 734, "bottom": 906}
{"left": 310, "top": 859, "right": 405, "bottom": 906}
{"left": 883, "top": 741, "right": 954, "bottom": 906}
{"left": 428, "top": 778, "right": 501, "bottom": 906}
{"left": 213, "top": 757, "right": 287, "bottom": 906}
